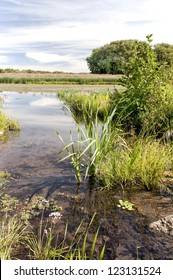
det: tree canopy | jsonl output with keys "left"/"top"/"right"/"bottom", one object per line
{"left": 86, "top": 39, "right": 173, "bottom": 74}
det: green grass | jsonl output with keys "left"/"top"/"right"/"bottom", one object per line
{"left": 99, "top": 138, "right": 171, "bottom": 190}
{"left": 58, "top": 90, "right": 111, "bottom": 121}
{"left": 0, "top": 76, "right": 119, "bottom": 85}
{"left": 0, "top": 110, "right": 19, "bottom": 133}
{"left": 26, "top": 214, "right": 105, "bottom": 260}
{"left": 0, "top": 215, "right": 26, "bottom": 260}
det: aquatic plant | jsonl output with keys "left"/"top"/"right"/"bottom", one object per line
{"left": 26, "top": 214, "right": 105, "bottom": 260}
{"left": 57, "top": 103, "right": 120, "bottom": 184}
{"left": 117, "top": 199, "right": 134, "bottom": 211}
{"left": 58, "top": 90, "right": 111, "bottom": 121}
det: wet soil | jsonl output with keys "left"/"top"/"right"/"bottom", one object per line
{"left": 0, "top": 91, "right": 173, "bottom": 260}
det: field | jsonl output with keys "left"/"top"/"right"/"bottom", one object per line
{"left": 0, "top": 72, "right": 122, "bottom": 86}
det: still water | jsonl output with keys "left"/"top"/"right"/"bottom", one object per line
{"left": 0, "top": 91, "right": 79, "bottom": 197}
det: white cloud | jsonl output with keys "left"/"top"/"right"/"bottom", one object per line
{"left": 30, "top": 97, "right": 62, "bottom": 107}
{"left": 0, "top": 0, "right": 173, "bottom": 72}
{"left": 26, "top": 52, "right": 71, "bottom": 64}
{"left": 0, "top": 55, "right": 9, "bottom": 64}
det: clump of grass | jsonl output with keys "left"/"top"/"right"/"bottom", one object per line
{"left": 0, "top": 215, "right": 26, "bottom": 259}
{"left": 58, "top": 90, "right": 111, "bottom": 121}
{"left": 0, "top": 110, "right": 19, "bottom": 133}
{"left": 57, "top": 104, "right": 120, "bottom": 184}
{"left": 99, "top": 138, "right": 171, "bottom": 190}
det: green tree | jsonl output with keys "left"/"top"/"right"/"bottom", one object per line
{"left": 87, "top": 40, "right": 149, "bottom": 74}
{"left": 154, "top": 43, "right": 173, "bottom": 68}
{"left": 87, "top": 39, "right": 173, "bottom": 74}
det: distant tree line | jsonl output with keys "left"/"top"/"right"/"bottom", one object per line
{"left": 86, "top": 39, "right": 173, "bottom": 74}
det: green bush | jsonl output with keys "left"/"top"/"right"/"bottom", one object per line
{"left": 111, "top": 35, "right": 173, "bottom": 135}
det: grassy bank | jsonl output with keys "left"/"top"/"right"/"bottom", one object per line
{"left": 57, "top": 36, "right": 173, "bottom": 192}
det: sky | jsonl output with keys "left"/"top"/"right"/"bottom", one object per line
{"left": 0, "top": 0, "right": 172, "bottom": 73}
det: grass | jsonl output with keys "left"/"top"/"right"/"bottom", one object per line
{"left": 0, "top": 76, "right": 120, "bottom": 85}
{"left": 57, "top": 102, "right": 120, "bottom": 184}
{"left": 58, "top": 90, "right": 111, "bottom": 120}
{"left": 99, "top": 138, "right": 171, "bottom": 190}
{"left": 0, "top": 215, "right": 26, "bottom": 260}
{"left": 0, "top": 110, "right": 19, "bottom": 133}
{"left": 57, "top": 89, "right": 172, "bottom": 191}
{"left": 26, "top": 214, "right": 105, "bottom": 260}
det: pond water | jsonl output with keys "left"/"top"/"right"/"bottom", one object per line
{"left": 0, "top": 91, "right": 173, "bottom": 260}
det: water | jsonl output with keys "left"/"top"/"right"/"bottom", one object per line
{"left": 0, "top": 92, "right": 79, "bottom": 196}
{"left": 0, "top": 91, "right": 173, "bottom": 259}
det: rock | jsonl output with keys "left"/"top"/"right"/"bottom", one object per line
{"left": 149, "top": 215, "right": 173, "bottom": 236}
{"left": 0, "top": 131, "right": 4, "bottom": 136}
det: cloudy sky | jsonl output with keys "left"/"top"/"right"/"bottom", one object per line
{"left": 0, "top": 0, "right": 172, "bottom": 72}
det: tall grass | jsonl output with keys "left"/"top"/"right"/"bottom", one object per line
{"left": 57, "top": 102, "right": 121, "bottom": 184}
{"left": 58, "top": 90, "right": 111, "bottom": 121}
{"left": 99, "top": 138, "right": 171, "bottom": 190}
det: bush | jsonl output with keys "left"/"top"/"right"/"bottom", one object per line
{"left": 110, "top": 35, "right": 173, "bottom": 135}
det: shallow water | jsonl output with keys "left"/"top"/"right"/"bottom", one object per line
{"left": 0, "top": 92, "right": 78, "bottom": 196}
{"left": 0, "top": 91, "right": 173, "bottom": 260}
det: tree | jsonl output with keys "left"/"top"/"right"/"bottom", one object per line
{"left": 154, "top": 43, "right": 173, "bottom": 67}
{"left": 87, "top": 39, "right": 149, "bottom": 74}
{"left": 87, "top": 39, "right": 173, "bottom": 74}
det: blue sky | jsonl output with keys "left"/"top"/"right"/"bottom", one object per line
{"left": 0, "top": 0, "right": 172, "bottom": 72}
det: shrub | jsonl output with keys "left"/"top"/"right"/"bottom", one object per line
{"left": 111, "top": 35, "right": 173, "bottom": 135}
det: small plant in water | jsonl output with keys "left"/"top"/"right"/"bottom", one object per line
{"left": 117, "top": 199, "right": 134, "bottom": 211}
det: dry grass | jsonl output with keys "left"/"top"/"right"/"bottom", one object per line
{"left": 0, "top": 72, "right": 122, "bottom": 79}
